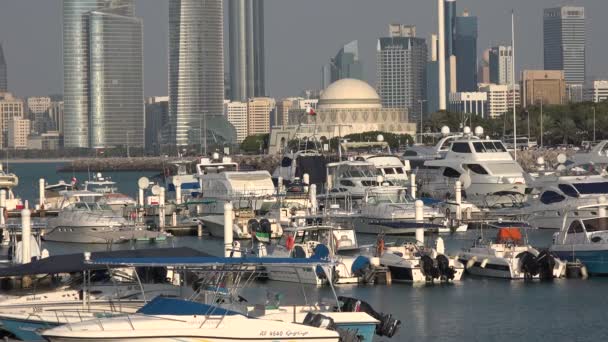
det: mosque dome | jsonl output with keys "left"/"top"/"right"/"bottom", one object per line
{"left": 318, "top": 78, "right": 382, "bottom": 109}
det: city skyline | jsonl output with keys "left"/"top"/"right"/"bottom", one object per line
{"left": 0, "top": 0, "right": 606, "bottom": 100}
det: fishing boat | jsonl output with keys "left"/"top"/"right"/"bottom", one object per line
{"left": 458, "top": 227, "right": 566, "bottom": 279}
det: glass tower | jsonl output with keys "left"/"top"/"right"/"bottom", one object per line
{"left": 454, "top": 12, "right": 478, "bottom": 91}
{"left": 168, "top": 0, "right": 234, "bottom": 146}
{"left": 543, "top": 6, "right": 586, "bottom": 85}
{"left": 63, "top": 0, "right": 141, "bottom": 148}
{"left": 321, "top": 40, "right": 363, "bottom": 89}
{"left": 0, "top": 43, "right": 6, "bottom": 92}
{"left": 228, "top": 0, "right": 265, "bottom": 101}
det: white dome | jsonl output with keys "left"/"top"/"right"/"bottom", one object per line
{"left": 318, "top": 78, "right": 382, "bottom": 109}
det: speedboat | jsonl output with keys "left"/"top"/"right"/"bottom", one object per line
{"left": 458, "top": 227, "right": 566, "bottom": 279}
{"left": 378, "top": 237, "right": 464, "bottom": 283}
{"left": 83, "top": 173, "right": 136, "bottom": 212}
{"left": 550, "top": 202, "right": 608, "bottom": 275}
{"left": 41, "top": 297, "right": 342, "bottom": 342}
{"left": 416, "top": 127, "right": 527, "bottom": 206}
{"left": 326, "top": 160, "right": 385, "bottom": 200}
{"left": 349, "top": 186, "right": 446, "bottom": 235}
{"left": 44, "top": 191, "right": 166, "bottom": 244}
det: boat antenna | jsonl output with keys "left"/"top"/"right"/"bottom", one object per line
{"left": 511, "top": 10, "right": 517, "bottom": 160}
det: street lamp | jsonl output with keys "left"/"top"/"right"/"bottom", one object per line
{"left": 417, "top": 99, "right": 427, "bottom": 144}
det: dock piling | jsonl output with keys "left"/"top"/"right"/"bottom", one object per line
{"left": 455, "top": 181, "right": 462, "bottom": 221}
{"left": 21, "top": 208, "right": 31, "bottom": 264}
{"left": 415, "top": 200, "right": 424, "bottom": 245}
{"left": 39, "top": 178, "right": 45, "bottom": 207}
{"left": 224, "top": 202, "right": 234, "bottom": 257}
{"left": 309, "top": 184, "right": 317, "bottom": 215}
{"left": 159, "top": 188, "right": 165, "bottom": 231}
{"left": 410, "top": 174, "right": 417, "bottom": 199}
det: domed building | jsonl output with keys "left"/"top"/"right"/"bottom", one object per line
{"left": 268, "top": 78, "right": 416, "bottom": 153}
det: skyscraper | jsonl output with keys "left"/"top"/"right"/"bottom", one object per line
{"left": 63, "top": 0, "right": 143, "bottom": 148}
{"left": 444, "top": 0, "right": 456, "bottom": 57}
{"left": 543, "top": 6, "right": 586, "bottom": 86}
{"left": 321, "top": 40, "right": 363, "bottom": 89}
{"left": 229, "top": 0, "right": 265, "bottom": 101}
{"left": 168, "top": 0, "right": 234, "bottom": 146}
{"left": 0, "top": 43, "right": 7, "bottom": 92}
{"left": 454, "top": 10, "right": 477, "bottom": 91}
{"left": 489, "top": 45, "right": 513, "bottom": 85}
{"left": 377, "top": 26, "right": 427, "bottom": 121}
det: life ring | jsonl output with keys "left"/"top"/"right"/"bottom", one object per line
{"left": 286, "top": 235, "right": 295, "bottom": 250}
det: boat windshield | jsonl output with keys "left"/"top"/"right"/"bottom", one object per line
{"left": 583, "top": 217, "right": 608, "bottom": 232}
{"left": 484, "top": 162, "right": 523, "bottom": 175}
{"left": 573, "top": 182, "right": 608, "bottom": 195}
{"left": 368, "top": 189, "right": 412, "bottom": 204}
{"left": 472, "top": 141, "right": 507, "bottom": 153}
{"left": 71, "top": 202, "right": 111, "bottom": 211}
{"left": 338, "top": 165, "right": 380, "bottom": 178}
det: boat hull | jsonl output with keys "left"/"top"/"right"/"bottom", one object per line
{"left": 43, "top": 227, "right": 165, "bottom": 244}
{"left": 353, "top": 218, "right": 441, "bottom": 235}
{"left": 552, "top": 248, "right": 608, "bottom": 275}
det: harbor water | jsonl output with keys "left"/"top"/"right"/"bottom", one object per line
{"left": 4, "top": 161, "right": 607, "bottom": 342}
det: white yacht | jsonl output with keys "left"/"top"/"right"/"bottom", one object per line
{"left": 378, "top": 237, "right": 464, "bottom": 283}
{"left": 326, "top": 160, "right": 382, "bottom": 200}
{"left": 41, "top": 297, "right": 341, "bottom": 342}
{"left": 458, "top": 227, "right": 566, "bottom": 279}
{"left": 0, "top": 164, "right": 18, "bottom": 189}
{"left": 571, "top": 140, "right": 608, "bottom": 166}
{"left": 417, "top": 127, "right": 526, "bottom": 206}
{"left": 402, "top": 126, "right": 470, "bottom": 169}
{"left": 83, "top": 173, "right": 136, "bottom": 212}
{"left": 355, "top": 154, "right": 409, "bottom": 186}
{"left": 348, "top": 186, "right": 446, "bottom": 235}
{"left": 44, "top": 191, "right": 166, "bottom": 244}
{"left": 166, "top": 160, "right": 200, "bottom": 202}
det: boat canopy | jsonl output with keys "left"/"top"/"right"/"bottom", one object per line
{"left": 88, "top": 256, "right": 331, "bottom": 268}
{"left": 137, "top": 297, "right": 241, "bottom": 316}
{"left": 0, "top": 247, "right": 207, "bottom": 278}
{"left": 496, "top": 228, "right": 522, "bottom": 243}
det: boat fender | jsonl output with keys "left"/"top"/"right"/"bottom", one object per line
{"left": 480, "top": 258, "right": 489, "bottom": 269}
{"left": 581, "top": 265, "right": 589, "bottom": 279}
{"left": 466, "top": 256, "right": 477, "bottom": 269}
{"left": 351, "top": 255, "right": 371, "bottom": 277}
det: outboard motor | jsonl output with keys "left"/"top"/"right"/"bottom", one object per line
{"left": 436, "top": 254, "right": 456, "bottom": 281}
{"left": 517, "top": 251, "right": 540, "bottom": 279}
{"left": 419, "top": 255, "right": 440, "bottom": 281}
{"left": 303, "top": 313, "right": 361, "bottom": 342}
{"left": 256, "top": 218, "right": 272, "bottom": 243}
{"left": 337, "top": 296, "right": 401, "bottom": 338}
{"left": 247, "top": 219, "right": 260, "bottom": 236}
{"left": 536, "top": 250, "right": 557, "bottom": 280}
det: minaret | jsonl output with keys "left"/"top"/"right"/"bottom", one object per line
{"left": 438, "top": 0, "right": 447, "bottom": 110}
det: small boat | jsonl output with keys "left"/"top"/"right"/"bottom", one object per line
{"left": 550, "top": 203, "right": 608, "bottom": 275}
{"left": 378, "top": 236, "right": 464, "bottom": 283}
{"left": 44, "top": 191, "right": 166, "bottom": 244}
{"left": 458, "top": 227, "right": 566, "bottom": 279}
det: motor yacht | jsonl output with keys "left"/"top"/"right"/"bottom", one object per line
{"left": 44, "top": 191, "right": 166, "bottom": 244}
{"left": 355, "top": 154, "right": 410, "bottom": 186}
{"left": 458, "top": 227, "right": 566, "bottom": 279}
{"left": 377, "top": 237, "right": 464, "bottom": 283}
{"left": 417, "top": 127, "right": 526, "bottom": 206}
{"left": 272, "top": 149, "right": 328, "bottom": 188}
{"left": 166, "top": 160, "right": 200, "bottom": 202}
{"left": 571, "top": 140, "right": 608, "bottom": 166}
{"left": 83, "top": 173, "right": 136, "bottom": 212}
{"left": 326, "top": 160, "right": 383, "bottom": 200}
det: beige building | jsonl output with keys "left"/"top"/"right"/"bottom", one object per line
{"left": 49, "top": 101, "right": 64, "bottom": 135}
{"left": 521, "top": 70, "right": 566, "bottom": 108}
{"left": 8, "top": 118, "right": 30, "bottom": 149}
{"left": 478, "top": 83, "right": 520, "bottom": 119}
{"left": 275, "top": 98, "right": 294, "bottom": 128}
{"left": 224, "top": 101, "right": 248, "bottom": 143}
{"left": 0, "top": 93, "right": 25, "bottom": 148}
{"left": 268, "top": 78, "right": 416, "bottom": 153}
{"left": 247, "top": 97, "right": 275, "bottom": 136}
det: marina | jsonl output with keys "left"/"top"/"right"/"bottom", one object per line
{"left": 0, "top": 132, "right": 608, "bottom": 341}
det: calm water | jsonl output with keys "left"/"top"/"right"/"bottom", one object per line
{"left": 5, "top": 162, "right": 606, "bottom": 342}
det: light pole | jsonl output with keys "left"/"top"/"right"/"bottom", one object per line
{"left": 593, "top": 106, "right": 596, "bottom": 142}
{"left": 540, "top": 97, "right": 543, "bottom": 148}
{"left": 417, "top": 99, "right": 427, "bottom": 144}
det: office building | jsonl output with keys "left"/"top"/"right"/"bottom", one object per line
{"left": 49, "top": 101, "right": 64, "bottom": 136}
{"left": 63, "top": 0, "right": 143, "bottom": 148}
{"left": 489, "top": 45, "right": 513, "bottom": 85}
{"left": 444, "top": 0, "right": 456, "bottom": 57}
{"left": 247, "top": 97, "right": 274, "bottom": 135}
{"left": 377, "top": 26, "right": 427, "bottom": 121}
{"left": 0, "top": 43, "right": 6, "bottom": 92}
{"left": 521, "top": 70, "right": 566, "bottom": 108}
{"left": 7, "top": 119, "right": 30, "bottom": 149}
{"left": 0, "top": 93, "right": 24, "bottom": 148}
{"left": 321, "top": 40, "right": 363, "bottom": 89}
{"left": 585, "top": 80, "right": 608, "bottom": 103}
{"left": 145, "top": 96, "right": 168, "bottom": 153}
{"left": 169, "top": 0, "right": 234, "bottom": 146}
{"left": 225, "top": 101, "right": 248, "bottom": 143}
{"left": 454, "top": 10, "right": 478, "bottom": 91}
{"left": 478, "top": 83, "right": 520, "bottom": 119}
{"left": 543, "top": 6, "right": 586, "bottom": 86}
{"left": 389, "top": 24, "right": 416, "bottom": 38}
{"left": 449, "top": 92, "right": 487, "bottom": 117}
{"left": 478, "top": 49, "right": 490, "bottom": 84}
{"left": 27, "top": 96, "right": 52, "bottom": 134}
{"left": 229, "top": 0, "right": 265, "bottom": 101}
{"left": 275, "top": 99, "right": 294, "bottom": 128}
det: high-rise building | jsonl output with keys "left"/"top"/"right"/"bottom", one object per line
{"left": 0, "top": 93, "right": 24, "bottom": 148}
{"left": 377, "top": 26, "right": 427, "bottom": 121}
{"left": 520, "top": 70, "right": 566, "bottom": 108}
{"left": 247, "top": 97, "right": 274, "bottom": 136}
{"left": 478, "top": 83, "right": 520, "bottom": 119}
{"left": 229, "top": 0, "right": 265, "bottom": 101}
{"left": 389, "top": 24, "right": 416, "bottom": 38}
{"left": 543, "top": 6, "right": 586, "bottom": 86}
{"left": 444, "top": 0, "right": 456, "bottom": 57}
{"left": 7, "top": 119, "right": 30, "bottom": 149}
{"left": 168, "top": 0, "right": 234, "bottom": 146}
{"left": 145, "top": 96, "right": 168, "bottom": 153}
{"left": 275, "top": 99, "right": 294, "bottom": 128}
{"left": 27, "top": 96, "right": 52, "bottom": 134}
{"left": 49, "top": 101, "right": 64, "bottom": 136}
{"left": 454, "top": 10, "right": 477, "bottom": 91}
{"left": 585, "top": 80, "right": 608, "bottom": 103}
{"left": 63, "top": 0, "right": 143, "bottom": 148}
{"left": 448, "top": 92, "right": 487, "bottom": 117}
{"left": 0, "top": 43, "right": 7, "bottom": 92}
{"left": 478, "top": 49, "right": 490, "bottom": 84}
{"left": 489, "top": 45, "right": 513, "bottom": 85}
{"left": 321, "top": 40, "right": 363, "bottom": 89}
{"left": 225, "top": 101, "right": 248, "bottom": 142}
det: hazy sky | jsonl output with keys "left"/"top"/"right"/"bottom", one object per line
{"left": 0, "top": 0, "right": 605, "bottom": 99}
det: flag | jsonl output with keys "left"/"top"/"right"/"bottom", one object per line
{"left": 306, "top": 106, "right": 316, "bottom": 116}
